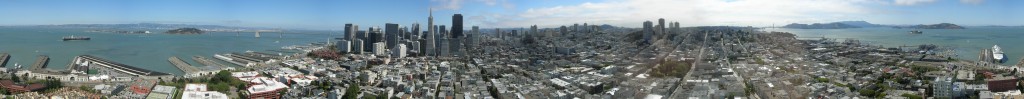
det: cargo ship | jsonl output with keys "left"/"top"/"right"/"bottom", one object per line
{"left": 62, "top": 35, "right": 90, "bottom": 41}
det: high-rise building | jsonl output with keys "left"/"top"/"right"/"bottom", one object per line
{"left": 439, "top": 25, "right": 447, "bottom": 37}
{"left": 345, "top": 24, "right": 358, "bottom": 41}
{"left": 573, "top": 24, "right": 579, "bottom": 32}
{"left": 530, "top": 25, "right": 538, "bottom": 34}
{"left": 392, "top": 44, "right": 407, "bottom": 58}
{"left": 411, "top": 23, "right": 420, "bottom": 40}
{"left": 373, "top": 42, "right": 387, "bottom": 57}
{"left": 438, "top": 38, "right": 450, "bottom": 57}
{"left": 426, "top": 8, "right": 436, "bottom": 57}
{"left": 658, "top": 18, "right": 665, "bottom": 34}
{"left": 585, "top": 22, "right": 593, "bottom": 32}
{"left": 368, "top": 27, "right": 383, "bottom": 43}
{"left": 452, "top": 14, "right": 463, "bottom": 38}
{"left": 418, "top": 39, "right": 428, "bottom": 56}
{"left": 401, "top": 27, "right": 410, "bottom": 41}
{"left": 353, "top": 39, "right": 364, "bottom": 54}
{"left": 643, "top": 21, "right": 654, "bottom": 43}
{"left": 385, "top": 23, "right": 399, "bottom": 49}
{"left": 337, "top": 40, "right": 351, "bottom": 53}
{"left": 358, "top": 31, "right": 370, "bottom": 52}
{"left": 470, "top": 26, "right": 479, "bottom": 49}
{"left": 409, "top": 41, "right": 420, "bottom": 56}
{"left": 560, "top": 26, "right": 567, "bottom": 36}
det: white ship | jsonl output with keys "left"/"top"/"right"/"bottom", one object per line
{"left": 993, "top": 45, "right": 1007, "bottom": 63}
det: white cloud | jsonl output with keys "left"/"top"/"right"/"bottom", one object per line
{"left": 960, "top": 0, "right": 983, "bottom": 4}
{"left": 471, "top": 0, "right": 879, "bottom": 28}
{"left": 893, "top": 0, "right": 936, "bottom": 5}
{"left": 432, "top": 0, "right": 466, "bottom": 10}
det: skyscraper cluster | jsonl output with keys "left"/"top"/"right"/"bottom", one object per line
{"left": 336, "top": 8, "right": 473, "bottom": 58}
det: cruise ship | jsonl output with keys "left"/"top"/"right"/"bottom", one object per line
{"left": 993, "top": 45, "right": 1007, "bottom": 63}
{"left": 62, "top": 35, "right": 91, "bottom": 41}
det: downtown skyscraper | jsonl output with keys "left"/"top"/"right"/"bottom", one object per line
{"left": 425, "top": 8, "right": 436, "bottom": 57}
{"left": 385, "top": 23, "right": 399, "bottom": 49}
{"left": 452, "top": 14, "right": 463, "bottom": 38}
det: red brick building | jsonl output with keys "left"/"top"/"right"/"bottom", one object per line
{"left": 0, "top": 80, "right": 46, "bottom": 94}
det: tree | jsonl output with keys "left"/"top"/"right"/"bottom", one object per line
{"left": 10, "top": 74, "right": 19, "bottom": 83}
{"left": 342, "top": 85, "right": 361, "bottom": 99}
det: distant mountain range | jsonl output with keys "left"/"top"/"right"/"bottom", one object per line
{"left": 782, "top": 21, "right": 964, "bottom": 29}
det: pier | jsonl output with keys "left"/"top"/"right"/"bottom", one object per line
{"left": 192, "top": 56, "right": 228, "bottom": 68}
{"left": 30, "top": 55, "right": 48, "bottom": 71}
{"left": 168, "top": 56, "right": 199, "bottom": 74}
{"left": 0, "top": 53, "right": 8, "bottom": 67}
{"left": 76, "top": 55, "right": 171, "bottom": 77}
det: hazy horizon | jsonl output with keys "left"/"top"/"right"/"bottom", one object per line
{"left": 1, "top": 0, "right": 1021, "bottom": 30}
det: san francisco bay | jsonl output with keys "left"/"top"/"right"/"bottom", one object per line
{"left": 774, "top": 27, "right": 1024, "bottom": 65}
{"left": 0, "top": 27, "right": 333, "bottom": 75}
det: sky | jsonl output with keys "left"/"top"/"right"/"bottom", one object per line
{"left": 0, "top": 0, "right": 1020, "bottom": 30}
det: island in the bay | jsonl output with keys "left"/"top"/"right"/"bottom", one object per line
{"left": 895, "top": 23, "right": 966, "bottom": 29}
{"left": 165, "top": 28, "right": 205, "bottom": 34}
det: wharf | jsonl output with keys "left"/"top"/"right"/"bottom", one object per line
{"left": 192, "top": 56, "right": 228, "bottom": 68}
{"left": 168, "top": 56, "right": 199, "bottom": 74}
{"left": 0, "top": 53, "right": 8, "bottom": 67}
{"left": 30, "top": 55, "right": 48, "bottom": 71}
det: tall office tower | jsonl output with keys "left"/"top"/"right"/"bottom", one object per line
{"left": 439, "top": 25, "right": 447, "bottom": 37}
{"left": 583, "top": 23, "right": 588, "bottom": 33}
{"left": 352, "top": 39, "right": 364, "bottom": 54}
{"left": 358, "top": 31, "right": 371, "bottom": 52}
{"left": 495, "top": 28, "right": 501, "bottom": 39}
{"left": 530, "top": 25, "right": 538, "bottom": 34}
{"left": 392, "top": 44, "right": 407, "bottom": 58}
{"left": 411, "top": 23, "right": 420, "bottom": 40}
{"left": 337, "top": 40, "right": 351, "bottom": 53}
{"left": 426, "top": 8, "right": 436, "bottom": 57}
{"left": 385, "top": 23, "right": 399, "bottom": 49}
{"left": 470, "top": 26, "right": 479, "bottom": 49}
{"left": 449, "top": 38, "right": 460, "bottom": 57}
{"left": 674, "top": 22, "right": 681, "bottom": 33}
{"left": 573, "top": 24, "right": 579, "bottom": 32}
{"left": 511, "top": 30, "right": 518, "bottom": 37}
{"left": 418, "top": 39, "right": 428, "bottom": 56}
{"left": 439, "top": 38, "right": 450, "bottom": 57}
{"left": 643, "top": 21, "right": 654, "bottom": 43}
{"left": 560, "top": 26, "right": 567, "bottom": 36}
{"left": 369, "top": 27, "right": 383, "bottom": 43}
{"left": 409, "top": 41, "right": 420, "bottom": 56}
{"left": 452, "top": 14, "right": 463, "bottom": 38}
{"left": 345, "top": 24, "right": 358, "bottom": 41}
{"left": 373, "top": 42, "right": 388, "bottom": 57}
{"left": 658, "top": 18, "right": 665, "bottom": 33}
{"left": 400, "top": 27, "right": 409, "bottom": 40}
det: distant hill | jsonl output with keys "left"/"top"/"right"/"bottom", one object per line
{"left": 898, "top": 23, "right": 965, "bottom": 29}
{"left": 836, "top": 21, "right": 886, "bottom": 27}
{"left": 165, "top": 28, "right": 204, "bottom": 34}
{"left": 782, "top": 22, "right": 860, "bottom": 29}
{"left": 29, "top": 23, "right": 276, "bottom": 30}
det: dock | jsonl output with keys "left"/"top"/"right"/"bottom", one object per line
{"left": 0, "top": 53, "right": 8, "bottom": 67}
{"left": 168, "top": 56, "right": 199, "bottom": 74}
{"left": 192, "top": 56, "right": 228, "bottom": 68}
{"left": 30, "top": 55, "right": 49, "bottom": 71}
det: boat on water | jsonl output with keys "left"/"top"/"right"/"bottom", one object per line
{"left": 909, "top": 30, "right": 923, "bottom": 34}
{"left": 62, "top": 35, "right": 91, "bottom": 41}
{"left": 993, "top": 45, "right": 1007, "bottom": 63}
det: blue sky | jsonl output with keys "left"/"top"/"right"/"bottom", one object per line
{"left": 0, "top": 0, "right": 1020, "bottom": 30}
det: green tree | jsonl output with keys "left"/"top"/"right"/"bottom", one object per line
{"left": 342, "top": 85, "right": 361, "bottom": 99}
{"left": 11, "top": 74, "right": 20, "bottom": 83}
